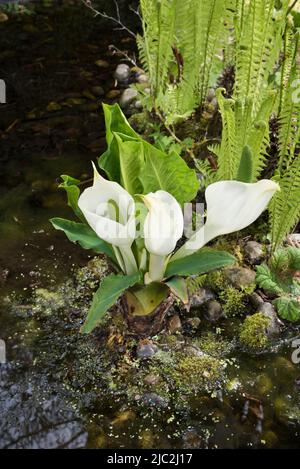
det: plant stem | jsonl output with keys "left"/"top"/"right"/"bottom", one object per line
{"left": 145, "top": 253, "right": 167, "bottom": 283}
{"left": 119, "top": 245, "right": 138, "bottom": 275}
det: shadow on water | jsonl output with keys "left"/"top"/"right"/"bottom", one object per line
{"left": 0, "top": 1, "right": 299, "bottom": 450}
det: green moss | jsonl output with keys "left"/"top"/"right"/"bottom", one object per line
{"left": 195, "top": 332, "right": 233, "bottom": 358}
{"left": 219, "top": 287, "right": 246, "bottom": 317}
{"left": 169, "top": 355, "right": 225, "bottom": 394}
{"left": 239, "top": 313, "right": 270, "bottom": 350}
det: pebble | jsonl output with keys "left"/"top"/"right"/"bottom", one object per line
{"left": 105, "top": 89, "right": 121, "bottom": 99}
{"left": 95, "top": 59, "right": 109, "bottom": 68}
{"left": 114, "top": 63, "right": 131, "bottom": 83}
{"left": 258, "top": 302, "right": 281, "bottom": 336}
{"left": 136, "top": 341, "right": 158, "bottom": 359}
{"left": 244, "top": 240, "right": 264, "bottom": 264}
{"left": 204, "top": 300, "right": 223, "bottom": 323}
{"left": 119, "top": 88, "right": 138, "bottom": 108}
{"left": 189, "top": 288, "right": 215, "bottom": 309}
{"left": 140, "top": 392, "right": 168, "bottom": 408}
{"left": 91, "top": 86, "right": 104, "bottom": 97}
{"left": 167, "top": 314, "right": 182, "bottom": 333}
{"left": 225, "top": 267, "right": 256, "bottom": 288}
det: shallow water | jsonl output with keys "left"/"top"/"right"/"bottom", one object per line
{"left": 0, "top": 2, "right": 300, "bottom": 450}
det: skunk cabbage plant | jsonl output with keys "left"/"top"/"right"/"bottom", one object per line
{"left": 51, "top": 104, "right": 279, "bottom": 335}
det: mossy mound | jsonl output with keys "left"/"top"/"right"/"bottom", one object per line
{"left": 239, "top": 313, "right": 270, "bottom": 350}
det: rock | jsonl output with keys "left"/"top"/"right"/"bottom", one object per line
{"left": 183, "top": 345, "right": 205, "bottom": 358}
{"left": 114, "top": 63, "right": 131, "bottom": 83}
{"left": 185, "top": 317, "right": 201, "bottom": 329}
{"left": 0, "top": 13, "right": 9, "bottom": 23}
{"left": 206, "top": 88, "right": 216, "bottom": 102}
{"left": 189, "top": 288, "right": 215, "bottom": 309}
{"left": 244, "top": 241, "right": 264, "bottom": 264}
{"left": 140, "top": 392, "right": 168, "bottom": 409}
{"left": 91, "top": 86, "right": 104, "bottom": 97}
{"left": 182, "top": 428, "right": 205, "bottom": 449}
{"left": 95, "top": 59, "right": 109, "bottom": 68}
{"left": 258, "top": 302, "right": 281, "bottom": 336}
{"left": 225, "top": 267, "right": 256, "bottom": 288}
{"left": 286, "top": 233, "right": 300, "bottom": 248}
{"left": 119, "top": 88, "right": 138, "bottom": 108}
{"left": 134, "top": 100, "right": 143, "bottom": 110}
{"left": 0, "top": 267, "right": 9, "bottom": 285}
{"left": 136, "top": 341, "right": 158, "bottom": 359}
{"left": 249, "top": 292, "right": 265, "bottom": 308}
{"left": 144, "top": 373, "right": 161, "bottom": 387}
{"left": 167, "top": 314, "right": 182, "bottom": 333}
{"left": 105, "top": 89, "right": 121, "bottom": 99}
{"left": 136, "top": 73, "right": 149, "bottom": 84}
{"left": 204, "top": 300, "right": 223, "bottom": 323}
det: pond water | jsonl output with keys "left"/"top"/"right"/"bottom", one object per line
{"left": 0, "top": 2, "right": 300, "bottom": 450}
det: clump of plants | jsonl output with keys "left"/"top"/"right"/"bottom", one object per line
{"left": 239, "top": 313, "right": 271, "bottom": 350}
{"left": 256, "top": 247, "right": 300, "bottom": 322}
{"left": 51, "top": 103, "right": 278, "bottom": 337}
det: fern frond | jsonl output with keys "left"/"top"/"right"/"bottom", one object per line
{"left": 270, "top": 156, "right": 300, "bottom": 250}
{"left": 234, "top": 0, "right": 288, "bottom": 115}
{"left": 187, "top": 274, "right": 207, "bottom": 297}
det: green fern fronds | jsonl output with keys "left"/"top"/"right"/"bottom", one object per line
{"left": 187, "top": 274, "right": 207, "bottom": 297}
{"left": 270, "top": 156, "right": 300, "bottom": 250}
{"left": 138, "top": 0, "right": 227, "bottom": 124}
{"left": 234, "top": 0, "right": 288, "bottom": 115}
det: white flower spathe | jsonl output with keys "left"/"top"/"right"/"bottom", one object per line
{"left": 78, "top": 163, "right": 136, "bottom": 246}
{"left": 173, "top": 179, "right": 280, "bottom": 260}
{"left": 143, "top": 190, "right": 184, "bottom": 256}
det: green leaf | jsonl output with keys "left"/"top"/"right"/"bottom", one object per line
{"left": 114, "top": 135, "right": 144, "bottom": 195}
{"left": 236, "top": 145, "right": 253, "bottom": 183}
{"left": 59, "top": 175, "right": 85, "bottom": 222}
{"left": 141, "top": 143, "right": 199, "bottom": 204}
{"left": 165, "top": 277, "right": 189, "bottom": 304}
{"left": 125, "top": 282, "right": 169, "bottom": 317}
{"left": 166, "top": 249, "right": 236, "bottom": 277}
{"left": 99, "top": 132, "right": 139, "bottom": 183}
{"left": 81, "top": 272, "right": 141, "bottom": 333}
{"left": 255, "top": 264, "right": 283, "bottom": 295}
{"left": 274, "top": 297, "right": 300, "bottom": 322}
{"left": 103, "top": 103, "right": 138, "bottom": 145}
{"left": 50, "top": 218, "right": 116, "bottom": 261}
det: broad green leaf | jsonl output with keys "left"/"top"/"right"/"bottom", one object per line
{"left": 165, "top": 277, "right": 189, "bottom": 304}
{"left": 59, "top": 175, "right": 85, "bottom": 222}
{"left": 274, "top": 297, "right": 300, "bottom": 322}
{"left": 255, "top": 264, "right": 283, "bottom": 295}
{"left": 99, "top": 103, "right": 199, "bottom": 204}
{"left": 103, "top": 103, "right": 138, "bottom": 145}
{"left": 141, "top": 143, "right": 199, "bottom": 204}
{"left": 125, "top": 282, "right": 169, "bottom": 317}
{"left": 114, "top": 135, "right": 144, "bottom": 195}
{"left": 50, "top": 218, "right": 116, "bottom": 261}
{"left": 165, "top": 249, "right": 236, "bottom": 277}
{"left": 99, "top": 132, "right": 139, "bottom": 182}
{"left": 81, "top": 272, "right": 141, "bottom": 333}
